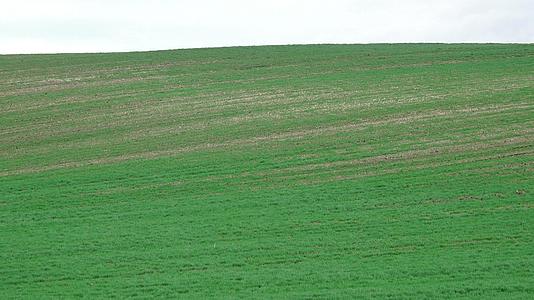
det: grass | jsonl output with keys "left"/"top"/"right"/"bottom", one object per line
{"left": 1, "top": 44, "right": 533, "bottom": 298}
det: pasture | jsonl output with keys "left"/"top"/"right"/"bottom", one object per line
{"left": 1, "top": 44, "right": 533, "bottom": 298}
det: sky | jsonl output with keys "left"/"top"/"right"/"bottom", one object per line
{"left": 1, "top": 0, "right": 533, "bottom": 54}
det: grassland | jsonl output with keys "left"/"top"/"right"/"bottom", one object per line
{"left": 1, "top": 44, "right": 533, "bottom": 298}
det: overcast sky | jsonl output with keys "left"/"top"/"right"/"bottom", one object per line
{"left": 1, "top": 0, "right": 533, "bottom": 54}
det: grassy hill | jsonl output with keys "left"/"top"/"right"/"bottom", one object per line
{"left": 1, "top": 44, "right": 533, "bottom": 298}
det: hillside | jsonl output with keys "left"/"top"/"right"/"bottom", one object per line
{"left": 1, "top": 44, "right": 533, "bottom": 298}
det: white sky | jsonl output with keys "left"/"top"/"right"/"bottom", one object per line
{"left": 1, "top": 0, "right": 533, "bottom": 54}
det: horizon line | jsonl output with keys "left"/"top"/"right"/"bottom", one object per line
{"left": 1, "top": 42, "right": 532, "bottom": 56}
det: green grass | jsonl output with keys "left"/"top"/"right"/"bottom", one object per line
{"left": 1, "top": 44, "right": 533, "bottom": 298}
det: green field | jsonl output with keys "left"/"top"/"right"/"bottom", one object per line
{"left": 1, "top": 44, "right": 533, "bottom": 298}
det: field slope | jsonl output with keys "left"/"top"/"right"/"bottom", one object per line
{"left": 1, "top": 44, "right": 534, "bottom": 298}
